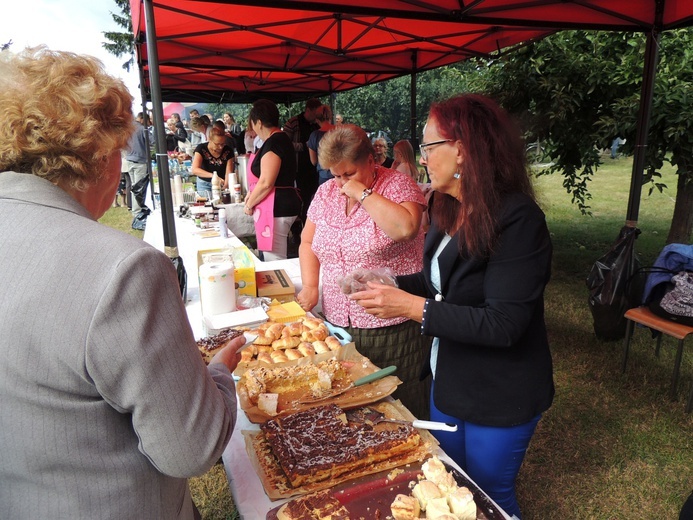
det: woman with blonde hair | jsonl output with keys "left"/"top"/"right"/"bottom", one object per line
{"left": 0, "top": 47, "right": 242, "bottom": 519}
{"left": 393, "top": 139, "right": 423, "bottom": 182}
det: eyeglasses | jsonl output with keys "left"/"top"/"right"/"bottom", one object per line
{"left": 419, "top": 139, "right": 453, "bottom": 161}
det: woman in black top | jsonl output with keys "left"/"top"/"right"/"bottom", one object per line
{"left": 191, "top": 127, "right": 234, "bottom": 197}
{"left": 350, "top": 94, "right": 554, "bottom": 519}
{"left": 244, "top": 99, "right": 301, "bottom": 260}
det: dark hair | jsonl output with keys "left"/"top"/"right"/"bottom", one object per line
{"left": 209, "top": 126, "right": 226, "bottom": 139}
{"left": 212, "top": 120, "right": 225, "bottom": 131}
{"left": 306, "top": 98, "right": 322, "bottom": 110}
{"left": 249, "top": 99, "right": 280, "bottom": 128}
{"left": 429, "top": 94, "right": 533, "bottom": 257}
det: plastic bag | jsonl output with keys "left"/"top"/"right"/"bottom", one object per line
{"left": 586, "top": 225, "right": 641, "bottom": 341}
{"left": 237, "top": 295, "right": 271, "bottom": 311}
{"left": 337, "top": 267, "right": 397, "bottom": 295}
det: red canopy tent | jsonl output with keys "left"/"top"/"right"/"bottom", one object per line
{"left": 130, "top": 0, "right": 693, "bottom": 259}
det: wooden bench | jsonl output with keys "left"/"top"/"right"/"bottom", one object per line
{"left": 621, "top": 306, "right": 693, "bottom": 413}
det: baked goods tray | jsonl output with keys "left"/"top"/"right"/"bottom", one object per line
{"left": 236, "top": 343, "right": 402, "bottom": 423}
{"left": 243, "top": 400, "right": 437, "bottom": 501}
{"left": 266, "top": 459, "right": 507, "bottom": 520}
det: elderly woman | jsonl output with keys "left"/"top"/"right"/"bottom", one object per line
{"left": 244, "top": 99, "right": 301, "bottom": 260}
{"left": 350, "top": 94, "right": 555, "bottom": 518}
{"left": 0, "top": 47, "right": 243, "bottom": 519}
{"left": 296, "top": 124, "right": 430, "bottom": 418}
{"left": 373, "top": 136, "right": 394, "bottom": 168}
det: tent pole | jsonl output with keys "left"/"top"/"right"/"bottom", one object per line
{"left": 625, "top": 28, "right": 661, "bottom": 227}
{"left": 143, "top": 0, "right": 178, "bottom": 255}
{"left": 410, "top": 50, "right": 418, "bottom": 147}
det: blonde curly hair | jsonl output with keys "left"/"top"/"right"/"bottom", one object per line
{"left": 0, "top": 46, "right": 134, "bottom": 191}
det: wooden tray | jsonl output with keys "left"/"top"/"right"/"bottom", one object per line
{"left": 244, "top": 400, "right": 437, "bottom": 501}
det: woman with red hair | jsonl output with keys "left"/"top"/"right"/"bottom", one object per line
{"left": 351, "top": 94, "right": 555, "bottom": 519}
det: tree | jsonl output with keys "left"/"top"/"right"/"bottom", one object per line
{"left": 103, "top": 0, "right": 134, "bottom": 72}
{"left": 469, "top": 29, "right": 693, "bottom": 243}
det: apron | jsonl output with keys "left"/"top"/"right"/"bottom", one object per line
{"left": 246, "top": 152, "right": 276, "bottom": 252}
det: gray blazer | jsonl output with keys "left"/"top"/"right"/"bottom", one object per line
{"left": 0, "top": 171, "right": 237, "bottom": 519}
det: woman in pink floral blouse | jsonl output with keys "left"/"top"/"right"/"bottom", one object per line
{"left": 297, "top": 124, "right": 430, "bottom": 418}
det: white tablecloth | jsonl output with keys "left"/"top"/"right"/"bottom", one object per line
{"left": 142, "top": 209, "right": 509, "bottom": 520}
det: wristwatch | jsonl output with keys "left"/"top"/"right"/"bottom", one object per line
{"left": 360, "top": 188, "right": 373, "bottom": 203}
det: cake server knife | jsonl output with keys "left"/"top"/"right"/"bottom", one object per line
{"left": 374, "top": 418, "right": 458, "bottom": 432}
{"left": 299, "top": 365, "right": 397, "bottom": 403}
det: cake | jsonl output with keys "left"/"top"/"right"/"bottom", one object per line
{"left": 240, "top": 359, "right": 347, "bottom": 405}
{"left": 260, "top": 404, "right": 424, "bottom": 488}
{"left": 275, "top": 489, "right": 350, "bottom": 520}
{"left": 196, "top": 328, "right": 245, "bottom": 364}
{"left": 391, "top": 493, "right": 421, "bottom": 520}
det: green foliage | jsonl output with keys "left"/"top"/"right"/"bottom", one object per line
{"left": 468, "top": 28, "right": 693, "bottom": 241}
{"left": 103, "top": 0, "right": 134, "bottom": 71}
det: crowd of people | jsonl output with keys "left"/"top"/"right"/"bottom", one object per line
{"left": 0, "top": 45, "right": 564, "bottom": 520}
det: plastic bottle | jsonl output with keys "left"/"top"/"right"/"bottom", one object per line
{"left": 218, "top": 207, "right": 229, "bottom": 238}
{"left": 211, "top": 171, "right": 221, "bottom": 201}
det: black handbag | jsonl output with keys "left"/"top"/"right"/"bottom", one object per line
{"left": 649, "top": 271, "right": 693, "bottom": 327}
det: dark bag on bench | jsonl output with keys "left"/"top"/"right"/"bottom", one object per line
{"left": 649, "top": 271, "right": 693, "bottom": 327}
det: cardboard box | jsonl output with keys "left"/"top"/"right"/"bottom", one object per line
{"left": 256, "top": 269, "right": 296, "bottom": 302}
{"left": 197, "top": 245, "right": 257, "bottom": 298}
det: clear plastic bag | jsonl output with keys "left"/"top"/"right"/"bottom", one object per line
{"left": 337, "top": 267, "right": 397, "bottom": 295}
{"left": 237, "top": 295, "right": 271, "bottom": 311}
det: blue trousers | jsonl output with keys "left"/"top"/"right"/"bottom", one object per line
{"left": 429, "top": 382, "right": 541, "bottom": 519}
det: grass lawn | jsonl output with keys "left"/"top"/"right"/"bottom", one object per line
{"left": 100, "top": 155, "right": 692, "bottom": 519}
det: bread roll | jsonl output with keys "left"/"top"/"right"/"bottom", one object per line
{"left": 266, "top": 323, "right": 285, "bottom": 341}
{"left": 257, "top": 352, "right": 272, "bottom": 364}
{"left": 272, "top": 336, "right": 301, "bottom": 350}
{"left": 253, "top": 331, "right": 274, "bottom": 346}
{"left": 270, "top": 351, "right": 289, "bottom": 363}
{"left": 325, "top": 336, "right": 342, "bottom": 351}
{"left": 391, "top": 493, "right": 420, "bottom": 520}
{"left": 302, "top": 326, "right": 328, "bottom": 342}
{"left": 301, "top": 317, "right": 323, "bottom": 330}
{"left": 285, "top": 348, "right": 303, "bottom": 360}
{"left": 312, "top": 341, "right": 330, "bottom": 354}
{"left": 287, "top": 321, "right": 304, "bottom": 336}
{"left": 297, "top": 342, "right": 316, "bottom": 357}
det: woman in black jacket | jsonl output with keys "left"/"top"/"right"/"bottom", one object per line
{"left": 351, "top": 94, "right": 554, "bottom": 519}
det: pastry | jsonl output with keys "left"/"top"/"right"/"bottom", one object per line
{"left": 425, "top": 497, "right": 451, "bottom": 519}
{"left": 257, "top": 352, "right": 273, "bottom": 364}
{"left": 284, "top": 348, "right": 302, "bottom": 360}
{"left": 297, "top": 342, "right": 316, "bottom": 357}
{"left": 275, "top": 489, "right": 350, "bottom": 520}
{"left": 325, "top": 336, "right": 342, "bottom": 351}
{"left": 447, "top": 486, "right": 476, "bottom": 520}
{"left": 260, "top": 404, "right": 424, "bottom": 488}
{"left": 271, "top": 336, "right": 301, "bottom": 350}
{"left": 391, "top": 493, "right": 420, "bottom": 520}
{"left": 412, "top": 480, "right": 444, "bottom": 511}
{"left": 258, "top": 393, "right": 279, "bottom": 416}
{"left": 270, "top": 351, "right": 289, "bottom": 363}
{"left": 312, "top": 340, "right": 330, "bottom": 354}
{"left": 422, "top": 455, "right": 457, "bottom": 492}
{"left": 196, "top": 328, "right": 245, "bottom": 364}
{"left": 240, "top": 359, "right": 346, "bottom": 404}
